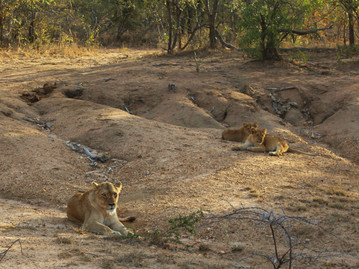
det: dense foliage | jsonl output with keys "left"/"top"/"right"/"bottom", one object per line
{"left": 238, "top": 0, "right": 316, "bottom": 59}
{"left": 0, "top": 0, "right": 358, "bottom": 58}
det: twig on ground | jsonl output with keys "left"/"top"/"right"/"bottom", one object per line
{"left": 204, "top": 206, "right": 349, "bottom": 269}
{"left": 265, "top": 86, "right": 298, "bottom": 92}
{"left": 65, "top": 141, "right": 108, "bottom": 163}
{"left": 0, "top": 239, "right": 23, "bottom": 262}
{"left": 123, "top": 105, "right": 132, "bottom": 114}
{"left": 194, "top": 52, "right": 200, "bottom": 72}
{"left": 23, "top": 117, "right": 52, "bottom": 129}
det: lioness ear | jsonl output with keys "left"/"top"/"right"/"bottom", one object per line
{"left": 262, "top": 128, "right": 267, "bottom": 135}
{"left": 243, "top": 122, "right": 248, "bottom": 127}
{"left": 250, "top": 127, "right": 256, "bottom": 134}
{"left": 254, "top": 122, "right": 258, "bottom": 128}
{"left": 92, "top": 182, "right": 99, "bottom": 188}
{"left": 116, "top": 182, "right": 123, "bottom": 193}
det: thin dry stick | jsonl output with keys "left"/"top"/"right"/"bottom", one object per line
{"left": 265, "top": 86, "right": 298, "bottom": 92}
{"left": 194, "top": 52, "right": 200, "bottom": 72}
{"left": 205, "top": 206, "right": 347, "bottom": 268}
{"left": 0, "top": 239, "right": 23, "bottom": 262}
{"left": 269, "top": 223, "right": 280, "bottom": 268}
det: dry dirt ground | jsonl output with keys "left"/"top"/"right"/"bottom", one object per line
{"left": 0, "top": 48, "right": 359, "bottom": 268}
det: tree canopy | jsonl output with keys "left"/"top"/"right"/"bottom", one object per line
{"left": 0, "top": 0, "right": 358, "bottom": 59}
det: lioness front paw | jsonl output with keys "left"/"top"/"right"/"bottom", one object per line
{"left": 112, "top": 226, "right": 129, "bottom": 236}
{"left": 109, "top": 231, "right": 126, "bottom": 238}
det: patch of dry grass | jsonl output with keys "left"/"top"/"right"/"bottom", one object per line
{"left": 287, "top": 205, "right": 307, "bottom": 212}
{"left": 115, "top": 251, "right": 150, "bottom": 267}
{"left": 0, "top": 43, "right": 98, "bottom": 60}
{"left": 55, "top": 235, "right": 72, "bottom": 245}
{"left": 312, "top": 197, "right": 328, "bottom": 205}
{"left": 242, "top": 186, "right": 260, "bottom": 198}
{"left": 325, "top": 187, "right": 348, "bottom": 197}
{"left": 231, "top": 243, "right": 245, "bottom": 253}
{"left": 58, "top": 248, "right": 88, "bottom": 260}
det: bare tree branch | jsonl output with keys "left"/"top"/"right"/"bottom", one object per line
{"left": 214, "top": 30, "right": 241, "bottom": 51}
{"left": 203, "top": 206, "right": 350, "bottom": 268}
{"left": 280, "top": 25, "right": 333, "bottom": 36}
{"left": 180, "top": 23, "right": 206, "bottom": 50}
{"left": 0, "top": 239, "right": 23, "bottom": 262}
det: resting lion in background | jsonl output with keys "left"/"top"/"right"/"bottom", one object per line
{"left": 67, "top": 181, "right": 134, "bottom": 236}
{"left": 232, "top": 127, "right": 316, "bottom": 156}
{"left": 222, "top": 122, "right": 258, "bottom": 142}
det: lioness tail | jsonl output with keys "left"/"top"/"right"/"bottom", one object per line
{"left": 288, "top": 147, "right": 316, "bottom": 156}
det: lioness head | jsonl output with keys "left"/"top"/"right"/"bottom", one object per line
{"left": 92, "top": 182, "right": 122, "bottom": 214}
{"left": 243, "top": 122, "right": 258, "bottom": 131}
{"left": 250, "top": 127, "right": 267, "bottom": 144}
{"left": 222, "top": 122, "right": 258, "bottom": 141}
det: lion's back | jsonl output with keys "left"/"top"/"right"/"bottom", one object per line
{"left": 263, "top": 136, "right": 289, "bottom": 151}
{"left": 222, "top": 128, "right": 248, "bottom": 142}
{"left": 67, "top": 192, "right": 87, "bottom": 224}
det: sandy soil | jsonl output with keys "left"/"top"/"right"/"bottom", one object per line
{"left": 0, "top": 48, "right": 358, "bottom": 268}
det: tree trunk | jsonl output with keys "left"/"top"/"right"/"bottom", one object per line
{"left": 28, "top": 3, "right": 36, "bottom": 44}
{"left": 343, "top": 23, "right": 346, "bottom": 45}
{"left": 208, "top": 14, "right": 216, "bottom": 48}
{"left": 0, "top": 16, "right": 3, "bottom": 47}
{"left": 174, "top": 4, "right": 182, "bottom": 50}
{"left": 260, "top": 14, "right": 267, "bottom": 59}
{"left": 205, "top": 0, "right": 219, "bottom": 49}
{"left": 349, "top": 9, "right": 355, "bottom": 46}
{"left": 29, "top": 19, "right": 36, "bottom": 43}
{"left": 0, "top": 0, "right": 4, "bottom": 46}
{"left": 166, "top": 0, "right": 173, "bottom": 54}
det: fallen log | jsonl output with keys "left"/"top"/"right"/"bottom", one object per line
{"left": 66, "top": 141, "right": 108, "bottom": 163}
{"left": 265, "top": 86, "right": 298, "bottom": 92}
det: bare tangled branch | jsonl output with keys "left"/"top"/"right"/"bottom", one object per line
{"left": 214, "top": 30, "right": 241, "bottom": 51}
{"left": 280, "top": 25, "right": 333, "bottom": 36}
{"left": 203, "top": 206, "right": 350, "bottom": 269}
{"left": 0, "top": 239, "right": 23, "bottom": 262}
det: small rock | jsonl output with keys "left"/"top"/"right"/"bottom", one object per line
{"left": 168, "top": 84, "right": 176, "bottom": 91}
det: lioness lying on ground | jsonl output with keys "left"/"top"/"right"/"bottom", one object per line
{"left": 222, "top": 122, "right": 258, "bottom": 142}
{"left": 232, "top": 127, "right": 315, "bottom": 156}
{"left": 67, "top": 181, "right": 134, "bottom": 236}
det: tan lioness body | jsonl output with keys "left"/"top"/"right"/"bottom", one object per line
{"left": 232, "top": 128, "right": 315, "bottom": 156}
{"left": 222, "top": 122, "right": 258, "bottom": 142}
{"left": 67, "top": 182, "right": 132, "bottom": 235}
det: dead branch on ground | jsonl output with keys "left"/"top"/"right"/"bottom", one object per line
{"left": 204, "top": 206, "right": 349, "bottom": 269}
{"left": 280, "top": 26, "right": 333, "bottom": 42}
{"left": 65, "top": 141, "right": 108, "bottom": 164}
{"left": 280, "top": 26, "right": 333, "bottom": 36}
{"left": 265, "top": 86, "right": 299, "bottom": 92}
{"left": 0, "top": 239, "right": 23, "bottom": 262}
{"left": 194, "top": 52, "right": 200, "bottom": 72}
{"left": 278, "top": 47, "right": 337, "bottom": 52}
